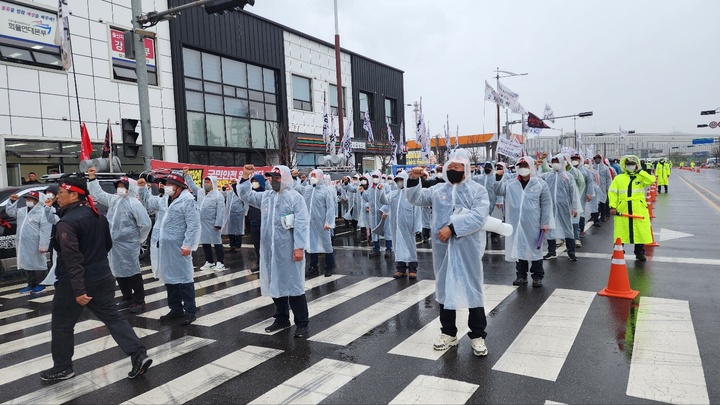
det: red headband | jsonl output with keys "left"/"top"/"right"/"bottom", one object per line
{"left": 60, "top": 183, "right": 99, "bottom": 216}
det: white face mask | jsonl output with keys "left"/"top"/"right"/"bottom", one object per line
{"left": 251, "top": 182, "right": 260, "bottom": 190}
{"left": 164, "top": 185, "right": 175, "bottom": 195}
{"left": 395, "top": 181, "right": 404, "bottom": 189}
{"left": 372, "top": 178, "right": 380, "bottom": 184}
{"left": 584, "top": 164, "right": 590, "bottom": 169}
{"left": 26, "top": 201, "right": 35, "bottom": 208}
{"left": 625, "top": 165, "right": 637, "bottom": 172}
{"left": 552, "top": 163, "right": 562, "bottom": 171}
{"left": 116, "top": 188, "right": 127, "bottom": 195}
{"left": 571, "top": 160, "right": 580, "bottom": 167}
{"left": 517, "top": 168, "right": 531, "bottom": 177}
{"left": 310, "top": 177, "right": 319, "bottom": 185}
{"left": 45, "top": 193, "right": 54, "bottom": 199}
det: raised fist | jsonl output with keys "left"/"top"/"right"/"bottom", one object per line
{"left": 242, "top": 164, "right": 255, "bottom": 179}
{"left": 183, "top": 167, "right": 189, "bottom": 175}
{"left": 87, "top": 167, "right": 97, "bottom": 179}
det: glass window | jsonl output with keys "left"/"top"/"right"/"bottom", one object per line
{"left": 32, "top": 52, "right": 62, "bottom": 66}
{"left": 385, "top": 97, "right": 397, "bottom": 124}
{"left": 226, "top": 117, "right": 250, "bottom": 148}
{"left": 204, "top": 82, "right": 222, "bottom": 94}
{"left": 236, "top": 88, "right": 248, "bottom": 99}
{"left": 222, "top": 58, "right": 247, "bottom": 87}
{"left": 265, "top": 104, "right": 277, "bottom": 121}
{"left": 251, "top": 119, "right": 266, "bottom": 149}
{"left": 209, "top": 151, "right": 234, "bottom": 167}
{"left": 223, "top": 85, "right": 235, "bottom": 96}
{"left": 266, "top": 122, "right": 279, "bottom": 149}
{"left": 249, "top": 101, "right": 265, "bottom": 120}
{"left": 247, "top": 65, "right": 263, "bottom": 91}
{"left": 263, "top": 68, "right": 276, "bottom": 93}
{"left": 204, "top": 94, "right": 223, "bottom": 114}
{"left": 113, "top": 66, "right": 137, "bottom": 80}
{"left": 189, "top": 149, "right": 209, "bottom": 164}
{"left": 248, "top": 90, "right": 264, "bottom": 102}
{"left": 185, "top": 78, "right": 203, "bottom": 91}
{"left": 224, "top": 98, "right": 249, "bottom": 117}
{"left": 359, "top": 92, "right": 373, "bottom": 119}
{"left": 186, "top": 91, "right": 204, "bottom": 112}
{"left": 183, "top": 48, "right": 202, "bottom": 78}
{"left": 202, "top": 53, "right": 222, "bottom": 82}
{"left": 329, "top": 84, "right": 347, "bottom": 116}
{"left": 264, "top": 93, "right": 276, "bottom": 104}
{"left": 206, "top": 114, "right": 226, "bottom": 147}
{"left": 292, "top": 75, "right": 312, "bottom": 111}
{"left": 188, "top": 112, "right": 206, "bottom": 146}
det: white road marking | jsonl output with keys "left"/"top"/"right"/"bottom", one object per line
{"left": 389, "top": 375, "right": 478, "bottom": 405}
{"left": 626, "top": 297, "right": 709, "bottom": 405}
{"left": 492, "top": 288, "right": 596, "bottom": 382}
{"left": 0, "top": 320, "right": 105, "bottom": 357}
{"left": 0, "top": 308, "right": 33, "bottom": 320}
{"left": 248, "top": 358, "right": 369, "bottom": 405}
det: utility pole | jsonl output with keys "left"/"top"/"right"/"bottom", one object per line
{"left": 130, "top": 0, "right": 153, "bottom": 171}
{"left": 333, "top": 0, "right": 344, "bottom": 139}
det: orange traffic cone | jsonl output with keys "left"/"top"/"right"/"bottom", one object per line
{"left": 647, "top": 201, "right": 656, "bottom": 219}
{"left": 599, "top": 238, "right": 640, "bottom": 300}
{"left": 646, "top": 222, "right": 660, "bottom": 247}
{"left": 649, "top": 185, "right": 657, "bottom": 202}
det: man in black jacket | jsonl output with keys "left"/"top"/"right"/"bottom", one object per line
{"left": 40, "top": 177, "right": 151, "bottom": 383}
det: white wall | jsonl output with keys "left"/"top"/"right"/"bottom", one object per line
{"left": 0, "top": 0, "right": 177, "bottom": 185}
{"left": 283, "top": 31, "right": 352, "bottom": 135}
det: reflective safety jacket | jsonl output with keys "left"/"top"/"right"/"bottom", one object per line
{"left": 608, "top": 170, "right": 656, "bottom": 244}
{"left": 656, "top": 162, "right": 671, "bottom": 186}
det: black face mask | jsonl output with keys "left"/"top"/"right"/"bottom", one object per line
{"left": 271, "top": 180, "right": 282, "bottom": 192}
{"left": 594, "top": 159, "right": 601, "bottom": 164}
{"left": 484, "top": 168, "right": 492, "bottom": 174}
{"left": 446, "top": 170, "right": 464, "bottom": 184}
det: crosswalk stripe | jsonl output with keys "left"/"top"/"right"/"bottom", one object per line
{"left": 0, "top": 286, "right": 55, "bottom": 300}
{"left": 121, "top": 345, "right": 283, "bottom": 405}
{"left": 626, "top": 297, "right": 710, "bottom": 405}
{"left": 0, "top": 283, "right": 26, "bottom": 294}
{"left": 242, "top": 276, "right": 393, "bottom": 335}
{"left": 193, "top": 275, "right": 344, "bottom": 327}
{"left": 0, "top": 320, "right": 105, "bottom": 357}
{"left": 248, "top": 358, "right": 369, "bottom": 405}
{"left": 2, "top": 335, "right": 215, "bottom": 405}
{"left": 0, "top": 308, "right": 33, "bottom": 320}
{"left": 0, "top": 314, "right": 51, "bottom": 336}
{"left": 388, "top": 284, "right": 517, "bottom": 360}
{"left": 0, "top": 327, "right": 157, "bottom": 386}
{"left": 309, "top": 280, "right": 436, "bottom": 346}
{"left": 492, "top": 288, "right": 596, "bottom": 382}
{"left": 389, "top": 375, "right": 479, "bottom": 404}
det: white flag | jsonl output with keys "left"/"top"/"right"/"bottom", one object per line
{"left": 387, "top": 120, "right": 397, "bottom": 166}
{"left": 330, "top": 112, "right": 337, "bottom": 156}
{"left": 444, "top": 115, "right": 451, "bottom": 161}
{"left": 340, "top": 119, "right": 353, "bottom": 166}
{"left": 510, "top": 100, "right": 527, "bottom": 115}
{"left": 322, "top": 91, "right": 331, "bottom": 155}
{"left": 543, "top": 104, "right": 555, "bottom": 123}
{"left": 363, "top": 111, "right": 374, "bottom": 144}
{"left": 619, "top": 126, "right": 628, "bottom": 141}
{"left": 54, "top": 0, "right": 72, "bottom": 71}
{"left": 399, "top": 120, "right": 405, "bottom": 152}
{"left": 587, "top": 145, "right": 594, "bottom": 158}
{"left": 422, "top": 121, "right": 431, "bottom": 162}
{"left": 454, "top": 125, "right": 459, "bottom": 150}
{"left": 497, "top": 81, "right": 519, "bottom": 104}
{"left": 576, "top": 132, "right": 583, "bottom": 146}
{"left": 484, "top": 81, "right": 511, "bottom": 108}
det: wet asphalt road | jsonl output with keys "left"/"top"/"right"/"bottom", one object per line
{"left": 1, "top": 168, "right": 719, "bottom": 404}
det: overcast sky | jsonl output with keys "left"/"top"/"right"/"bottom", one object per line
{"left": 250, "top": 0, "right": 719, "bottom": 138}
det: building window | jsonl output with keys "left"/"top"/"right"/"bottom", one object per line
{"left": 329, "top": 84, "right": 346, "bottom": 116}
{"left": 0, "top": 3, "right": 63, "bottom": 70}
{"left": 385, "top": 97, "right": 397, "bottom": 124}
{"left": 182, "top": 48, "right": 279, "bottom": 159}
{"left": 359, "top": 91, "right": 373, "bottom": 121}
{"left": 109, "top": 27, "right": 158, "bottom": 85}
{"left": 292, "top": 75, "right": 312, "bottom": 111}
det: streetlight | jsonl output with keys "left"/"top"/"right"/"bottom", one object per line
{"left": 494, "top": 68, "right": 528, "bottom": 157}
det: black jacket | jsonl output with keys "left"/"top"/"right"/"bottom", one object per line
{"left": 54, "top": 201, "right": 113, "bottom": 296}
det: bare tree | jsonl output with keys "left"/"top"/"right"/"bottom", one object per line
{"left": 372, "top": 126, "right": 397, "bottom": 173}
{"left": 243, "top": 122, "right": 297, "bottom": 168}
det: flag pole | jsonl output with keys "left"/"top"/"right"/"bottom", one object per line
{"left": 333, "top": 0, "right": 344, "bottom": 140}
{"left": 108, "top": 119, "right": 114, "bottom": 173}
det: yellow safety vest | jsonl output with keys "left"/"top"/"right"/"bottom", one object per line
{"left": 608, "top": 171, "right": 655, "bottom": 244}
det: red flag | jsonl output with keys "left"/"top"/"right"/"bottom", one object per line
{"left": 80, "top": 122, "right": 93, "bottom": 161}
{"left": 102, "top": 121, "right": 112, "bottom": 158}
{"left": 527, "top": 112, "right": 550, "bottom": 129}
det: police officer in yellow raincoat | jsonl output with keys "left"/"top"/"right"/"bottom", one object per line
{"left": 655, "top": 158, "right": 671, "bottom": 193}
{"left": 608, "top": 155, "right": 656, "bottom": 261}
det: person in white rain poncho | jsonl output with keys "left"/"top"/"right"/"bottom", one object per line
{"left": 225, "top": 179, "right": 247, "bottom": 253}
{"left": 566, "top": 154, "right": 587, "bottom": 247}
{"left": 495, "top": 156, "right": 554, "bottom": 288}
{"left": 184, "top": 169, "right": 227, "bottom": 270}
{"left": 87, "top": 168, "right": 152, "bottom": 314}
{"left": 379, "top": 171, "right": 422, "bottom": 279}
{"left": 406, "top": 149, "right": 492, "bottom": 357}
{"left": 6, "top": 191, "right": 52, "bottom": 294}
{"left": 137, "top": 173, "right": 201, "bottom": 326}
{"left": 238, "top": 164, "right": 311, "bottom": 338}
{"left": 300, "top": 169, "right": 336, "bottom": 278}
{"left": 572, "top": 154, "right": 594, "bottom": 240}
{"left": 340, "top": 175, "right": 359, "bottom": 229}
{"left": 593, "top": 154, "right": 613, "bottom": 222}
{"left": 540, "top": 154, "right": 578, "bottom": 261}
{"left": 584, "top": 158, "right": 601, "bottom": 227}
{"left": 364, "top": 170, "right": 393, "bottom": 258}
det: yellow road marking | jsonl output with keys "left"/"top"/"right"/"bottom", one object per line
{"left": 675, "top": 172, "right": 720, "bottom": 214}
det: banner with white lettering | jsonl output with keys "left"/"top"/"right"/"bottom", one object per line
{"left": 496, "top": 137, "right": 523, "bottom": 158}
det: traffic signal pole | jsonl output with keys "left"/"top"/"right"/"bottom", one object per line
{"left": 130, "top": 0, "right": 153, "bottom": 171}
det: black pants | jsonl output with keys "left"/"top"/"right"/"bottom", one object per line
{"left": 309, "top": 252, "right": 335, "bottom": 270}
{"left": 250, "top": 225, "right": 261, "bottom": 261}
{"left": 166, "top": 282, "right": 196, "bottom": 316}
{"left": 396, "top": 261, "right": 418, "bottom": 273}
{"left": 634, "top": 244, "right": 645, "bottom": 255}
{"left": 422, "top": 228, "right": 431, "bottom": 240}
{"left": 579, "top": 217, "right": 586, "bottom": 233}
{"left": 202, "top": 244, "right": 224, "bottom": 264}
{"left": 228, "top": 234, "right": 242, "bottom": 248}
{"left": 658, "top": 185, "right": 668, "bottom": 193}
{"left": 51, "top": 276, "right": 145, "bottom": 371}
{"left": 598, "top": 201, "right": 607, "bottom": 220}
{"left": 359, "top": 227, "right": 368, "bottom": 241}
{"left": 116, "top": 273, "right": 145, "bottom": 305}
{"left": 439, "top": 304, "right": 487, "bottom": 339}
{"left": 272, "top": 295, "right": 309, "bottom": 328}
{"left": 516, "top": 259, "right": 544, "bottom": 280}
{"left": 25, "top": 270, "right": 46, "bottom": 288}
{"left": 548, "top": 238, "right": 575, "bottom": 255}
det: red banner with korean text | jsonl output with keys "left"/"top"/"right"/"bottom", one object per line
{"left": 150, "top": 160, "right": 272, "bottom": 190}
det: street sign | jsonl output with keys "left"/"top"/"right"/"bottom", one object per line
{"left": 691, "top": 138, "right": 714, "bottom": 145}
{"left": 709, "top": 121, "right": 718, "bottom": 129}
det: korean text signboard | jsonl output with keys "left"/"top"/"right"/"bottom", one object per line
{"left": 0, "top": 1, "right": 57, "bottom": 47}
{"left": 109, "top": 28, "right": 156, "bottom": 67}
{"left": 150, "top": 160, "right": 272, "bottom": 190}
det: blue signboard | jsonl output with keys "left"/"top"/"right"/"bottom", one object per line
{"left": 691, "top": 138, "right": 714, "bottom": 145}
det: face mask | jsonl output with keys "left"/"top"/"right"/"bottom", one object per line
{"left": 372, "top": 178, "right": 380, "bottom": 184}
{"left": 45, "top": 193, "right": 54, "bottom": 199}
{"left": 310, "top": 177, "right": 319, "bottom": 185}
{"left": 484, "top": 168, "right": 492, "bottom": 174}
{"left": 395, "top": 181, "right": 404, "bottom": 189}
{"left": 271, "top": 180, "right": 282, "bottom": 192}
{"left": 594, "top": 159, "right": 601, "bottom": 164}
{"left": 571, "top": 160, "right": 580, "bottom": 167}
{"left": 164, "top": 185, "right": 175, "bottom": 195}
{"left": 625, "top": 164, "right": 637, "bottom": 172}
{"left": 584, "top": 164, "right": 590, "bottom": 169}
{"left": 361, "top": 180, "right": 368, "bottom": 186}
{"left": 517, "top": 168, "right": 531, "bottom": 177}
{"left": 509, "top": 167, "right": 516, "bottom": 174}
{"left": 352, "top": 179, "right": 359, "bottom": 183}
{"left": 116, "top": 188, "right": 127, "bottom": 195}
{"left": 204, "top": 184, "right": 213, "bottom": 192}
{"left": 26, "top": 201, "right": 35, "bottom": 208}
{"left": 251, "top": 182, "right": 260, "bottom": 190}
{"left": 552, "top": 163, "right": 562, "bottom": 171}
{"left": 446, "top": 170, "right": 464, "bottom": 184}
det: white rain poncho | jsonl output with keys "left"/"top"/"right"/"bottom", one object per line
{"left": 593, "top": 157, "right": 612, "bottom": 203}
{"left": 238, "top": 165, "right": 310, "bottom": 298}
{"left": 496, "top": 156, "right": 554, "bottom": 262}
{"left": 138, "top": 186, "right": 200, "bottom": 284}
{"left": 185, "top": 174, "right": 226, "bottom": 245}
{"left": 584, "top": 160, "right": 601, "bottom": 213}
{"left": 566, "top": 163, "right": 586, "bottom": 225}
{"left": 299, "top": 169, "right": 335, "bottom": 254}
{"left": 379, "top": 171, "right": 422, "bottom": 263}
{"left": 472, "top": 162, "right": 498, "bottom": 214}
{"left": 139, "top": 186, "right": 167, "bottom": 277}
{"left": 340, "top": 178, "right": 355, "bottom": 221}
{"left": 362, "top": 170, "right": 386, "bottom": 242}
{"left": 540, "top": 154, "right": 577, "bottom": 240}
{"left": 224, "top": 185, "right": 247, "bottom": 236}
{"left": 88, "top": 179, "right": 152, "bottom": 278}
{"left": 323, "top": 174, "right": 339, "bottom": 219}
{"left": 406, "top": 149, "right": 490, "bottom": 310}
{"left": 6, "top": 195, "right": 52, "bottom": 271}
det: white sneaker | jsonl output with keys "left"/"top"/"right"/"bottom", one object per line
{"left": 200, "top": 262, "right": 213, "bottom": 270}
{"left": 433, "top": 334, "right": 459, "bottom": 351}
{"left": 471, "top": 337, "right": 488, "bottom": 357}
{"left": 575, "top": 239, "right": 582, "bottom": 248}
{"left": 214, "top": 262, "right": 225, "bottom": 270}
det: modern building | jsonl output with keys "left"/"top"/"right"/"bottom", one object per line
{"left": 0, "top": 0, "right": 176, "bottom": 186}
{"left": 166, "top": 2, "right": 404, "bottom": 172}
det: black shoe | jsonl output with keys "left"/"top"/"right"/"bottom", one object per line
{"left": 324, "top": 268, "right": 333, "bottom": 277}
{"left": 117, "top": 300, "right": 131, "bottom": 311}
{"left": 512, "top": 277, "right": 528, "bottom": 286}
{"left": 180, "top": 314, "right": 196, "bottom": 325}
{"left": 532, "top": 279, "right": 543, "bottom": 288}
{"left": 305, "top": 267, "right": 319, "bottom": 278}
{"left": 128, "top": 304, "right": 145, "bottom": 314}
{"left": 40, "top": 367, "right": 75, "bottom": 383}
{"left": 636, "top": 254, "right": 647, "bottom": 262}
{"left": 265, "top": 321, "right": 291, "bottom": 333}
{"left": 384, "top": 249, "right": 393, "bottom": 258}
{"left": 159, "top": 311, "right": 184, "bottom": 322}
{"left": 128, "top": 352, "right": 152, "bottom": 379}
{"left": 543, "top": 253, "right": 557, "bottom": 260}
{"left": 593, "top": 222, "right": 602, "bottom": 227}
{"left": 369, "top": 251, "right": 381, "bottom": 258}
{"left": 294, "top": 326, "right": 309, "bottom": 338}
{"left": 568, "top": 253, "right": 578, "bottom": 261}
